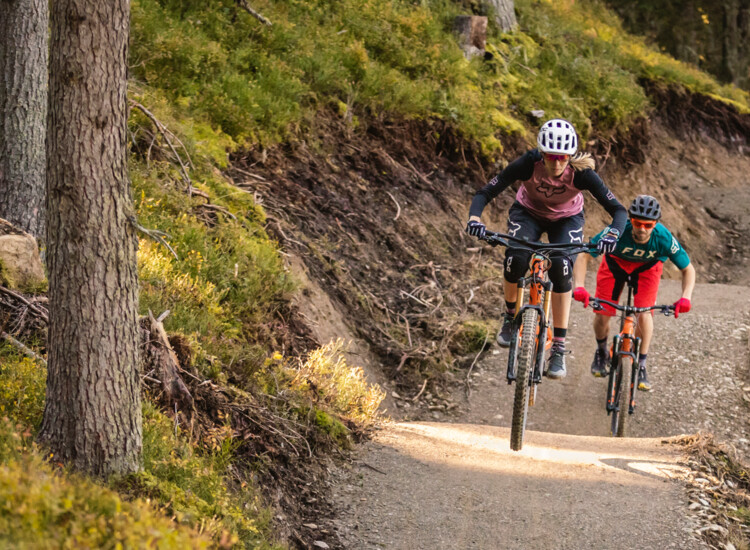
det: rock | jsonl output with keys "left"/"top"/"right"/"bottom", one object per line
{"left": 313, "top": 541, "right": 330, "bottom": 549}
{"left": 0, "top": 224, "right": 46, "bottom": 292}
{"left": 304, "top": 523, "right": 319, "bottom": 529}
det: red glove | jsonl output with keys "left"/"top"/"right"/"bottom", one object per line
{"left": 673, "top": 298, "right": 691, "bottom": 318}
{"left": 573, "top": 286, "right": 590, "bottom": 308}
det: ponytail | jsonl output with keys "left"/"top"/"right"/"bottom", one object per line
{"left": 569, "top": 152, "right": 595, "bottom": 171}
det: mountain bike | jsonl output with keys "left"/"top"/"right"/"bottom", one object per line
{"left": 588, "top": 285, "right": 674, "bottom": 437}
{"left": 481, "top": 231, "right": 594, "bottom": 451}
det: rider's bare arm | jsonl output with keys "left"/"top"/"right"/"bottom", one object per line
{"left": 680, "top": 263, "right": 696, "bottom": 300}
{"left": 573, "top": 253, "right": 589, "bottom": 289}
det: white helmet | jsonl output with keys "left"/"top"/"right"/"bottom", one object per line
{"left": 537, "top": 119, "right": 578, "bottom": 155}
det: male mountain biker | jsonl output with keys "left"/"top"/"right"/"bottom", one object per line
{"left": 572, "top": 195, "right": 695, "bottom": 391}
{"left": 466, "top": 119, "right": 627, "bottom": 380}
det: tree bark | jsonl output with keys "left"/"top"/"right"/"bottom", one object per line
{"left": 0, "top": 0, "right": 48, "bottom": 240}
{"left": 485, "top": 0, "right": 517, "bottom": 32}
{"left": 38, "top": 0, "right": 142, "bottom": 477}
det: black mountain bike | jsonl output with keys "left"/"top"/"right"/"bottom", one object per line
{"left": 589, "top": 284, "right": 674, "bottom": 437}
{"left": 481, "top": 231, "right": 595, "bottom": 451}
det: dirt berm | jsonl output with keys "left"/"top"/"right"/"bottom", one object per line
{"left": 229, "top": 91, "right": 750, "bottom": 549}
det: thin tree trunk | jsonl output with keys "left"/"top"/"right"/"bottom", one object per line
{"left": 0, "top": 0, "right": 48, "bottom": 240}
{"left": 39, "top": 0, "right": 142, "bottom": 477}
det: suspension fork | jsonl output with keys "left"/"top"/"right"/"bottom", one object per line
{"left": 532, "top": 282, "right": 553, "bottom": 383}
{"left": 505, "top": 280, "right": 527, "bottom": 383}
{"left": 627, "top": 337, "right": 642, "bottom": 414}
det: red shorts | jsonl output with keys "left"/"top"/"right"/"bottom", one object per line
{"left": 594, "top": 257, "right": 663, "bottom": 316}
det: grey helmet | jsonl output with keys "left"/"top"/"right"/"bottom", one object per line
{"left": 628, "top": 195, "right": 661, "bottom": 220}
{"left": 537, "top": 119, "right": 578, "bottom": 155}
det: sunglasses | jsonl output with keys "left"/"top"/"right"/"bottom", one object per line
{"left": 543, "top": 153, "right": 569, "bottom": 162}
{"left": 631, "top": 218, "right": 657, "bottom": 229}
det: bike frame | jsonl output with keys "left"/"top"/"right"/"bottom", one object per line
{"left": 606, "top": 285, "right": 642, "bottom": 417}
{"left": 481, "top": 230, "right": 595, "bottom": 451}
{"left": 589, "top": 286, "right": 674, "bottom": 436}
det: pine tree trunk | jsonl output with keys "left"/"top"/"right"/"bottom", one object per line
{"left": 0, "top": 0, "right": 48, "bottom": 240}
{"left": 485, "top": 0, "right": 517, "bottom": 32}
{"left": 38, "top": 0, "right": 142, "bottom": 477}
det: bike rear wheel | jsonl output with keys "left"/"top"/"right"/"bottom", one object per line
{"left": 611, "top": 355, "right": 632, "bottom": 437}
{"left": 510, "top": 308, "right": 539, "bottom": 451}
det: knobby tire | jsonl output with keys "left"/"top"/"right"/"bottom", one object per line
{"left": 611, "top": 355, "right": 632, "bottom": 437}
{"left": 510, "top": 308, "right": 539, "bottom": 451}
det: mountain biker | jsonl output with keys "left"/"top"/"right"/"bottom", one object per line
{"left": 572, "top": 194, "right": 695, "bottom": 391}
{"left": 466, "top": 119, "right": 627, "bottom": 379}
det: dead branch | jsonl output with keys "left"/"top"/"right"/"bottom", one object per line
{"left": 1, "top": 332, "right": 46, "bottom": 365}
{"left": 236, "top": 0, "right": 272, "bottom": 26}
{"left": 0, "top": 285, "right": 48, "bottom": 324}
{"left": 141, "top": 311, "right": 195, "bottom": 416}
{"left": 403, "top": 157, "right": 432, "bottom": 187}
{"left": 360, "top": 461, "right": 387, "bottom": 475}
{"left": 129, "top": 216, "right": 179, "bottom": 260}
{"left": 399, "top": 289, "right": 432, "bottom": 308}
{"left": 412, "top": 378, "right": 428, "bottom": 401}
{"left": 385, "top": 191, "right": 401, "bottom": 221}
{"left": 130, "top": 100, "right": 194, "bottom": 194}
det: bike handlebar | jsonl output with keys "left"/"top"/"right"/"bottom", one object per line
{"left": 589, "top": 297, "right": 675, "bottom": 316}
{"left": 480, "top": 230, "right": 596, "bottom": 258}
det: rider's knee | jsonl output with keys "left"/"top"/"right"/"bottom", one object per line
{"left": 503, "top": 250, "right": 531, "bottom": 283}
{"left": 549, "top": 257, "right": 573, "bottom": 292}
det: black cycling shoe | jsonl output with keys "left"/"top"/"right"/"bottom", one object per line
{"left": 637, "top": 365, "right": 652, "bottom": 391}
{"left": 496, "top": 313, "right": 514, "bottom": 348}
{"left": 546, "top": 350, "right": 567, "bottom": 379}
{"left": 590, "top": 348, "right": 608, "bottom": 378}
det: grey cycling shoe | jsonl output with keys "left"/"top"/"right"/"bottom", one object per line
{"left": 590, "top": 348, "right": 608, "bottom": 377}
{"left": 496, "top": 314, "right": 514, "bottom": 348}
{"left": 637, "top": 365, "right": 652, "bottom": 391}
{"left": 546, "top": 350, "right": 567, "bottom": 379}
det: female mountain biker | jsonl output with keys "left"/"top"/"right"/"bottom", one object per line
{"left": 572, "top": 194, "right": 695, "bottom": 391}
{"left": 466, "top": 119, "right": 627, "bottom": 379}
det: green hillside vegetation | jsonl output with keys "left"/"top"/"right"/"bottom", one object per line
{"left": 2, "top": 0, "right": 749, "bottom": 546}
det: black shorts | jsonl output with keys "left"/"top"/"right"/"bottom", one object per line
{"left": 504, "top": 202, "right": 585, "bottom": 292}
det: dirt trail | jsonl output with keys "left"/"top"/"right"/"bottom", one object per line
{"left": 330, "top": 280, "right": 750, "bottom": 549}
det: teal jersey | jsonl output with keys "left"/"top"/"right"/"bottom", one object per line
{"left": 590, "top": 221, "right": 691, "bottom": 269}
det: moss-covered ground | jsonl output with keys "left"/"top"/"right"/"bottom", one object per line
{"left": 2, "top": 0, "right": 749, "bottom": 546}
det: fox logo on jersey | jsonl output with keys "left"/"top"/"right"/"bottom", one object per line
{"left": 536, "top": 181, "right": 566, "bottom": 198}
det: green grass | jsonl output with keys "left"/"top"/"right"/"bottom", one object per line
{"left": 0, "top": 343, "right": 281, "bottom": 548}
{"left": 129, "top": 0, "right": 749, "bottom": 160}
{"left": 130, "top": 153, "right": 296, "bottom": 377}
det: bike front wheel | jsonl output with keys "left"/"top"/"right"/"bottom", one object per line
{"left": 510, "top": 308, "right": 539, "bottom": 451}
{"left": 611, "top": 355, "right": 632, "bottom": 437}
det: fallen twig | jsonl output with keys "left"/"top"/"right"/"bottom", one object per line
{"left": 129, "top": 216, "right": 179, "bottom": 260}
{"left": 360, "top": 461, "right": 387, "bottom": 475}
{"left": 386, "top": 191, "right": 401, "bottom": 221}
{"left": 403, "top": 157, "right": 432, "bottom": 187}
{"left": 412, "top": 378, "right": 428, "bottom": 402}
{"left": 236, "top": 0, "right": 272, "bottom": 25}
{"left": 130, "top": 100, "right": 194, "bottom": 194}
{"left": 399, "top": 289, "right": 432, "bottom": 308}
{"left": 1, "top": 332, "right": 46, "bottom": 365}
{"left": 0, "top": 285, "right": 48, "bottom": 324}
